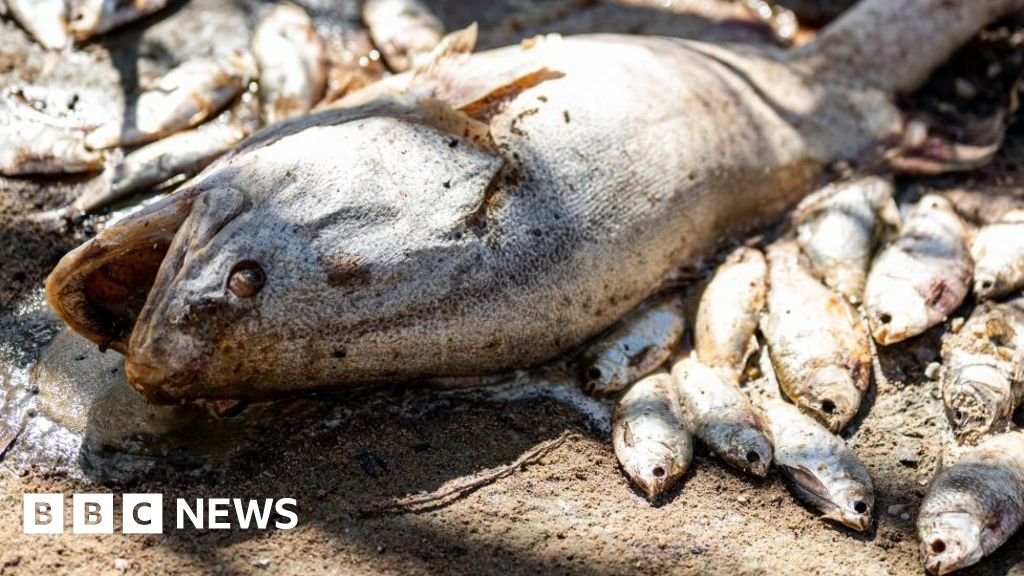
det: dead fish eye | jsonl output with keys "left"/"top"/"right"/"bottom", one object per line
{"left": 228, "top": 261, "right": 266, "bottom": 298}
{"left": 852, "top": 500, "right": 868, "bottom": 514}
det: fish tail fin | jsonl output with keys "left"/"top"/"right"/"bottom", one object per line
{"left": 790, "top": 0, "right": 1024, "bottom": 94}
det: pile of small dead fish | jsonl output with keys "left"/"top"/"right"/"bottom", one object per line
{"left": 0, "top": 0, "right": 445, "bottom": 213}
{"left": 590, "top": 176, "right": 1024, "bottom": 574}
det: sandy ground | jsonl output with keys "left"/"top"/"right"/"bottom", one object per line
{"left": 3, "top": 1, "right": 1024, "bottom": 575}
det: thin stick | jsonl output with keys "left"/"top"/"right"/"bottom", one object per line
{"left": 361, "top": 432, "right": 570, "bottom": 516}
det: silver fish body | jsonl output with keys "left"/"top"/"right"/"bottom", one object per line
{"left": 694, "top": 246, "right": 765, "bottom": 378}
{"left": 760, "top": 397, "right": 874, "bottom": 531}
{"left": 7, "top": 0, "right": 69, "bottom": 50}
{"left": 865, "top": 194, "right": 973, "bottom": 345}
{"left": 672, "top": 356, "right": 772, "bottom": 477}
{"left": 941, "top": 300, "right": 1024, "bottom": 443}
{"left": 761, "top": 241, "right": 872, "bottom": 432}
{"left": 68, "top": 0, "right": 168, "bottom": 41}
{"left": 577, "top": 293, "right": 685, "bottom": 396}
{"left": 363, "top": 0, "right": 444, "bottom": 72}
{"left": 971, "top": 209, "right": 1024, "bottom": 301}
{"left": 612, "top": 372, "right": 692, "bottom": 500}
{"left": 794, "top": 176, "right": 899, "bottom": 303}
{"left": 85, "top": 51, "right": 255, "bottom": 150}
{"left": 46, "top": 0, "right": 1024, "bottom": 402}
{"left": 253, "top": 3, "right": 326, "bottom": 124}
{"left": 918, "top": 430, "right": 1024, "bottom": 575}
{"left": 0, "top": 102, "right": 104, "bottom": 175}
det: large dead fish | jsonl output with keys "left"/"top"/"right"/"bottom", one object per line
{"left": 864, "top": 194, "right": 973, "bottom": 345}
{"left": 971, "top": 209, "right": 1024, "bottom": 301}
{"left": 940, "top": 299, "right": 1024, "bottom": 443}
{"left": 761, "top": 241, "right": 872, "bottom": 432}
{"left": 918, "top": 430, "right": 1024, "bottom": 575}
{"left": 793, "top": 176, "right": 899, "bottom": 303}
{"left": 46, "top": 0, "right": 1024, "bottom": 403}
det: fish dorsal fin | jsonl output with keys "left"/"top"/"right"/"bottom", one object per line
{"left": 408, "top": 25, "right": 564, "bottom": 117}
{"left": 412, "top": 98, "right": 493, "bottom": 150}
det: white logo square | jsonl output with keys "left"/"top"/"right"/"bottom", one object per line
{"left": 72, "top": 493, "right": 114, "bottom": 534}
{"left": 23, "top": 494, "right": 64, "bottom": 534}
{"left": 122, "top": 493, "right": 163, "bottom": 534}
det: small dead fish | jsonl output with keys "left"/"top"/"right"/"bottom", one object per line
{"left": 865, "top": 194, "right": 972, "bottom": 345}
{"left": 760, "top": 397, "right": 874, "bottom": 531}
{"left": 85, "top": 51, "right": 255, "bottom": 150}
{"left": 971, "top": 209, "right": 1024, "bottom": 301}
{"left": 694, "top": 246, "right": 765, "bottom": 378}
{"left": 761, "top": 241, "right": 872, "bottom": 432}
{"left": 672, "top": 356, "right": 772, "bottom": 477}
{"left": 918, "top": 430, "right": 1024, "bottom": 575}
{"left": 612, "top": 372, "right": 692, "bottom": 500}
{"left": 253, "top": 3, "right": 326, "bottom": 124}
{"left": 941, "top": 300, "right": 1024, "bottom": 443}
{"left": 363, "top": 0, "right": 444, "bottom": 73}
{"left": 7, "top": 0, "right": 69, "bottom": 50}
{"left": 74, "top": 124, "right": 247, "bottom": 214}
{"left": 794, "top": 176, "right": 899, "bottom": 303}
{"left": 577, "top": 294, "right": 685, "bottom": 396}
{"left": 68, "top": 0, "right": 167, "bottom": 41}
{"left": 0, "top": 103, "right": 104, "bottom": 175}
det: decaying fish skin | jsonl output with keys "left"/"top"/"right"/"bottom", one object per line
{"left": 253, "top": 3, "right": 326, "bottom": 124}
{"left": 45, "top": 0, "right": 1024, "bottom": 402}
{"left": 761, "top": 242, "right": 872, "bottom": 432}
{"left": 760, "top": 396, "right": 874, "bottom": 531}
{"left": 941, "top": 300, "right": 1024, "bottom": 443}
{"left": 971, "top": 209, "right": 1024, "bottom": 301}
{"left": 301, "top": 1, "right": 387, "bottom": 106}
{"left": 85, "top": 51, "right": 256, "bottom": 150}
{"left": 694, "top": 246, "right": 765, "bottom": 378}
{"left": 794, "top": 176, "right": 899, "bottom": 303}
{"left": 73, "top": 124, "right": 247, "bottom": 214}
{"left": 0, "top": 102, "right": 104, "bottom": 176}
{"left": 612, "top": 372, "right": 692, "bottom": 500}
{"left": 576, "top": 294, "right": 685, "bottom": 396}
{"left": 363, "top": 0, "right": 444, "bottom": 72}
{"left": 864, "top": 194, "right": 973, "bottom": 345}
{"left": 672, "top": 356, "right": 772, "bottom": 477}
{"left": 68, "top": 0, "right": 168, "bottom": 41}
{"left": 918, "top": 430, "right": 1024, "bottom": 575}
{"left": 6, "top": 0, "right": 69, "bottom": 50}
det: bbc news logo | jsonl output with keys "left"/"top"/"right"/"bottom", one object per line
{"left": 23, "top": 494, "right": 298, "bottom": 534}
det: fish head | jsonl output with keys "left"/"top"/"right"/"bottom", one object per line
{"left": 713, "top": 424, "right": 773, "bottom": 478}
{"left": 918, "top": 511, "right": 984, "bottom": 575}
{"left": 783, "top": 464, "right": 874, "bottom": 531}
{"left": 618, "top": 439, "right": 686, "bottom": 500}
{"left": 972, "top": 269, "right": 1006, "bottom": 302}
{"left": 803, "top": 364, "right": 862, "bottom": 432}
{"left": 943, "top": 363, "right": 1008, "bottom": 443}
{"left": 868, "top": 282, "right": 932, "bottom": 345}
{"left": 46, "top": 106, "right": 507, "bottom": 402}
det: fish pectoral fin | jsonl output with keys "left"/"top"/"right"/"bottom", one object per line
{"left": 781, "top": 464, "right": 831, "bottom": 501}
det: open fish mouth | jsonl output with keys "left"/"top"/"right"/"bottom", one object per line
{"left": 45, "top": 187, "right": 205, "bottom": 355}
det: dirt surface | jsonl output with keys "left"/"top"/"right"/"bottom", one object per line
{"left": 4, "top": 2, "right": 1024, "bottom": 576}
